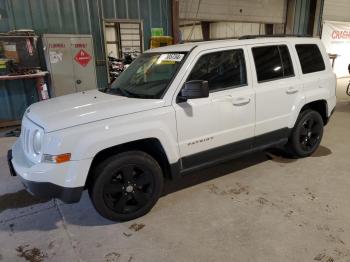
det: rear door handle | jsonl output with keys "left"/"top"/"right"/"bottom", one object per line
{"left": 233, "top": 97, "right": 251, "bottom": 106}
{"left": 286, "top": 88, "right": 298, "bottom": 95}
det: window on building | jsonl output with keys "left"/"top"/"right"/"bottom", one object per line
{"left": 295, "top": 44, "right": 325, "bottom": 74}
{"left": 104, "top": 21, "right": 142, "bottom": 59}
{"left": 252, "top": 45, "right": 294, "bottom": 82}
{"left": 187, "top": 49, "right": 247, "bottom": 92}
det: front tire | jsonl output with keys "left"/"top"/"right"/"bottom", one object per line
{"left": 286, "top": 109, "right": 324, "bottom": 158}
{"left": 89, "top": 151, "right": 164, "bottom": 221}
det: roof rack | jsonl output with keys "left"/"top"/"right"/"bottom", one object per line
{"left": 238, "top": 34, "right": 311, "bottom": 40}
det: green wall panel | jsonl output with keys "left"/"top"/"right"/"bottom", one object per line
{"left": 0, "top": 0, "right": 172, "bottom": 120}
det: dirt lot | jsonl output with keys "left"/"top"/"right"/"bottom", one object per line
{"left": 0, "top": 79, "right": 350, "bottom": 262}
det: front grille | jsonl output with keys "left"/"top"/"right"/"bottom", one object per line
{"left": 21, "top": 119, "right": 35, "bottom": 159}
{"left": 22, "top": 126, "right": 32, "bottom": 155}
{"left": 25, "top": 127, "right": 30, "bottom": 154}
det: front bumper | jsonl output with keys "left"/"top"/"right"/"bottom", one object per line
{"left": 7, "top": 149, "right": 16, "bottom": 177}
{"left": 8, "top": 141, "right": 90, "bottom": 203}
{"left": 19, "top": 175, "right": 83, "bottom": 203}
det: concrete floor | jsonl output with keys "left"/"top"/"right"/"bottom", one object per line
{"left": 1, "top": 79, "right": 350, "bottom": 262}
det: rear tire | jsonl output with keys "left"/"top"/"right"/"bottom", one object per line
{"left": 286, "top": 109, "right": 324, "bottom": 158}
{"left": 89, "top": 151, "right": 164, "bottom": 221}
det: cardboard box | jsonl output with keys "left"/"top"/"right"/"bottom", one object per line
{"left": 4, "top": 43, "right": 19, "bottom": 62}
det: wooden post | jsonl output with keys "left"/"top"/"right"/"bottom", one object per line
{"left": 172, "top": 0, "right": 180, "bottom": 44}
{"left": 201, "top": 21, "right": 210, "bottom": 41}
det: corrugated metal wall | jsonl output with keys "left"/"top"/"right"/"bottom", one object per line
{"left": 291, "top": 0, "right": 324, "bottom": 36}
{"left": 293, "top": 0, "right": 311, "bottom": 35}
{"left": 0, "top": 0, "right": 172, "bottom": 121}
{"left": 0, "top": 79, "right": 39, "bottom": 121}
{"left": 285, "top": 0, "right": 324, "bottom": 36}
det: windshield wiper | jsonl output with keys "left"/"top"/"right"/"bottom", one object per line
{"left": 126, "top": 90, "right": 158, "bottom": 99}
{"left": 106, "top": 87, "right": 130, "bottom": 97}
{"left": 121, "top": 89, "right": 144, "bottom": 98}
{"left": 108, "top": 80, "right": 165, "bottom": 99}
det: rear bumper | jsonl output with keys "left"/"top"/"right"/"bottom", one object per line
{"left": 325, "top": 95, "right": 336, "bottom": 125}
{"left": 8, "top": 142, "right": 86, "bottom": 204}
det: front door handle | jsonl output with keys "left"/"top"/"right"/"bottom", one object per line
{"left": 233, "top": 97, "right": 250, "bottom": 106}
{"left": 286, "top": 88, "right": 298, "bottom": 95}
{"left": 212, "top": 96, "right": 233, "bottom": 103}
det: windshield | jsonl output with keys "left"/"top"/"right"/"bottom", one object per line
{"left": 107, "top": 52, "right": 187, "bottom": 99}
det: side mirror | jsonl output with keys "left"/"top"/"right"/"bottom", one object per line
{"left": 178, "top": 80, "right": 209, "bottom": 102}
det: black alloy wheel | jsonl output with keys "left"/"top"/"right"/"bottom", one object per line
{"left": 286, "top": 109, "right": 324, "bottom": 157}
{"left": 89, "top": 151, "right": 163, "bottom": 221}
{"left": 103, "top": 164, "right": 155, "bottom": 214}
{"left": 299, "top": 117, "right": 322, "bottom": 152}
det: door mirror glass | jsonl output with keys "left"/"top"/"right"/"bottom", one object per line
{"left": 178, "top": 80, "right": 209, "bottom": 102}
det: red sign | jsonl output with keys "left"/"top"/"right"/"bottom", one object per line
{"left": 49, "top": 43, "right": 66, "bottom": 48}
{"left": 74, "top": 43, "right": 87, "bottom": 48}
{"left": 74, "top": 49, "right": 92, "bottom": 67}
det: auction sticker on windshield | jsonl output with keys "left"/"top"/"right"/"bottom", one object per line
{"left": 157, "top": 53, "right": 184, "bottom": 64}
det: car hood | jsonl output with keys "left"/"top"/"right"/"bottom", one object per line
{"left": 26, "top": 90, "right": 166, "bottom": 132}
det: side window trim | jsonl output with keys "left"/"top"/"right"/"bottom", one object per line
{"left": 186, "top": 48, "right": 248, "bottom": 93}
{"left": 277, "top": 45, "right": 295, "bottom": 78}
{"left": 209, "top": 82, "right": 248, "bottom": 93}
{"left": 277, "top": 46, "right": 286, "bottom": 77}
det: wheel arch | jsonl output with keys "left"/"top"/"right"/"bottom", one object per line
{"left": 85, "top": 138, "right": 173, "bottom": 189}
{"left": 300, "top": 99, "right": 328, "bottom": 125}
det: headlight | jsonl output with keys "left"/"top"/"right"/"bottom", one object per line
{"left": 33, "top": 130, "right": 42, "bottom": 155}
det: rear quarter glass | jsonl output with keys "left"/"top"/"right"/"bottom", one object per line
{"left": 295, "top": 44, "right": 325, "bottom": 74}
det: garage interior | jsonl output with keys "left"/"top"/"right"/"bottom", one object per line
{"left": 1, "top": 0, "right": 350, "bottom": 261}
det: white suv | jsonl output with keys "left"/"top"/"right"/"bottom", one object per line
{"left": 8, "top": 37, "right": 336, "bottom": 221}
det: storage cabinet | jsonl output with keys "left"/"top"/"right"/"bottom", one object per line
{"left": 42, "top": 34, "right": 97, "bottom": 97}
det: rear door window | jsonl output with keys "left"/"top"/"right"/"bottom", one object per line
{"left": 295, "top": 44, "right": 325, "bottom": 74}
{"left": 252, "top": 45, "right": 294, "bottom": 82}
